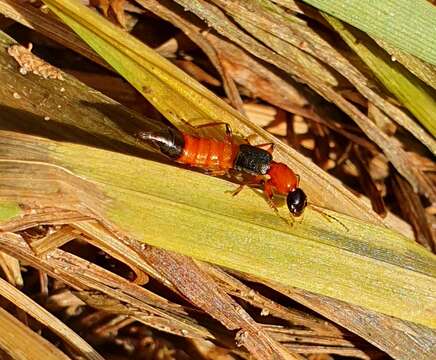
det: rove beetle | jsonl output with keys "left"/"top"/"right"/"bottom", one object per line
{"left": 137, "top": 121, "right": 307, "bottom": 217}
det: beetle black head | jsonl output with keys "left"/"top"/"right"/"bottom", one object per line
{"left": 286, "top": 188, "right": 307, "bottom": 217}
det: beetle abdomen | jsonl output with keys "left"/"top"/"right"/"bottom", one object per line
{"left": 137, "top": 127, "right": 185, "bottom": 159}
{"left": 177, "top": 134, "right": 238, "bottom": 171}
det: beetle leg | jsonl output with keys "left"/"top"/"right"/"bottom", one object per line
{"left": 244, "top": 135, "right": 275, "bottom": 154}
{"left": 256, "top": 142, "right": 275, "bottom": 154}
{"left": 264, "top": 181, "right": 293, "bottom": 225}
{"left": 230, "top": 184, "right": 246, "bottom": 197}
{"left": 263, "top": 181, "right": 278, "bottom": 212}
{"left": 205, "top": 169, "right": 228, "bottom": 177}
{"left": 227, "top": 175, "right": 264, "bottom": 197}
{"left": 180, "top": 119, "right": 233, "bottom": 142}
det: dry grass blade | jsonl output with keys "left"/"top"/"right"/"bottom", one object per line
{"left": 229, "top": 269, "right": 436, "bottom": 360}
{"left": 134, "top": 0, "right": 244, "bottom": 111}
{"left": 29, "top": 225, "right": 78, "bottom": 255}
{"left": 197, "top": 262, "right": 338, "bottom": 334}
{"left": 0, "top": 232, "right": 213, "bottom": 341}
{"left": 351, "top": 146, "right": 386, "bottom": 217}
{"left": 0, "top": 306, "right": 71, "bottom": 360}
{"left": 1, "top": 4, "right": 435, "bottom": 358}
{"left": 1, "top": 130, "right": 435, "bottom": 330}
{"left": 0, "top": 0, "right": 108, "bottom": 69}
{"left": 143, "top": 247, "right": 302, "bottom": 359}
{"left": 0, "top": 250, "right": 22, "bottom": 286}
{"left": 71, "top": 221, "right": 159, "bottom": 285}
{"left": 392, "top": 174, "right": 436, "bottom": 252}
{"left": 198, "top": 0, "right": 435, "bottom": 196}
{"left": 0, "top": 268, "right": 104, "bottom": 360}
{"left": 41, "top": 0, "right": 387, "bottom": 224}
{"left": 282, "top": 287, "right": 436, "bottom": 360}
{"left": 205, "top": 33, "right": 308, "bottom": 110}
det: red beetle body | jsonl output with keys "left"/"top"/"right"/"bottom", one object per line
{"left": 137, "top": 124, "right": 307, "bottom": 216}
{"left": 177, "top": 134, "right": 239, "bottom": 172}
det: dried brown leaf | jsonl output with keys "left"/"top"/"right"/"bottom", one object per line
{"left": 0, "top": 0, "right": 108, "bottom": 68}
{"left": 392, "top": 174, "right": 436, "bottom": 252}
{"left": 199, "top": 262, "right": 339, "bottom": 335}
{"left": 0, "top": 266, "right": 104, "bottom": 360}
{"left": 175, "top": 0, "right": 435, "bottom": 197}
{"left": 0, "top": 306, "right": 71, "bottom": 360}
{"left": 174, "top": 59, "right": 221, "bottom": 86}
{"left": 110, "top": 0, "right": 128, "bottom": 28}
{"left": 206, "top": 33, "right": 308, "bottom": 108}
{"left": 351, "top": 146, "right": 386, "bottom": 217}
{"left": 0, "top": 208, "right": 90, "bottom": 233}
{"left": 143, "top": 247, "right": 304, "bottom": 359}
{"left": 0, "top": 251, "right": 23, "bottom": 287}
{"left": 135, "top": 0, "right": 244, "bottom": 111}
{"left": 0, "top": 232, "right": 212, "bottom": 340}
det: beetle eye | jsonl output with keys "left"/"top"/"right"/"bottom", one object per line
{"left": 286, "top": 188, "right": 307, "bottom": 217}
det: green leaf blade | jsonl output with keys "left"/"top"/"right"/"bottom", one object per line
{"left": 32, "top": 0, "right": 436, "bottom": 330}
{"left": 301, "top": 0, "right": 436, "bottom": 65}
{"left": 0, "top": 201, "right": 21, "bottom": 223}
{"left": 49, "top": 140, "right": 436, "bottom": 329}
{"left": 326, "top": 15, "right": 436, "bottom": 136}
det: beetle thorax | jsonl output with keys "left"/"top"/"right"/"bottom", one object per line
{"left": 267, "top": 162, "right": 298, "bottom": 195}
{"left": 234, "top": 144, "right": 273, "bottom": 175}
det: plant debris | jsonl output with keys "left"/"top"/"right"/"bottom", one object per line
{"left": 8, "top": 43, "right": 64, "bottom": 80}
{"left": 0, "top": 1, "right": 434, "bottom": 360}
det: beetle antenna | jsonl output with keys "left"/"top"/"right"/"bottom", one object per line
{"left": 309, "top": 204, "right": 349, "bottom": 231}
